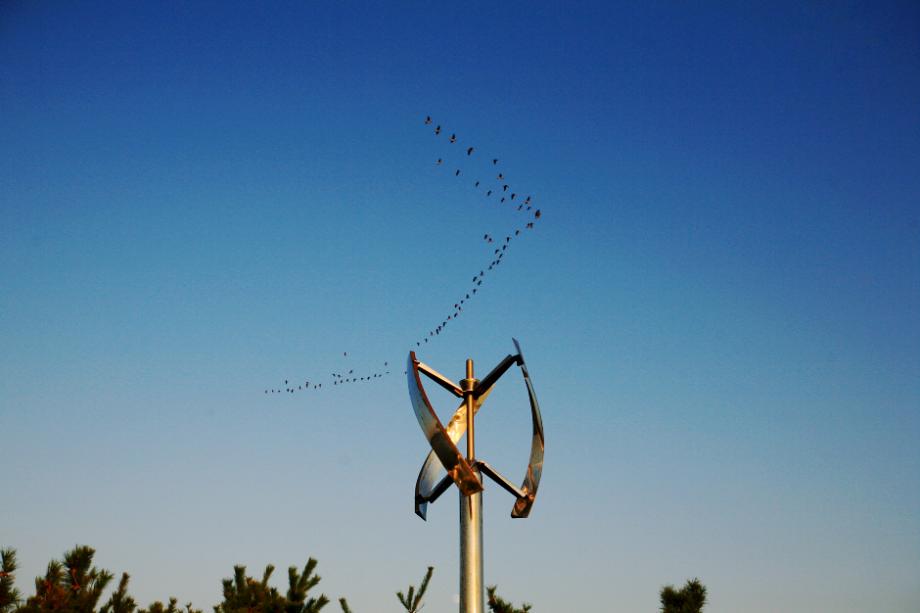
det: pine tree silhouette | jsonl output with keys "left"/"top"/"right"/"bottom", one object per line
{"left": 213, "top": 560, "right": 328, "bottom": 613}
{"left": 395, "top": 567, "right": 432, "bottom": 613}
{"left": 18, "top": 546, "right": 114, "bottom": 613}
{"left": 659, "top": 578, "right": 707, "bottom": 613}
{"left": 0, "top": 549, "right": 20, "bottom": 613}
{"left": 100, "top": 574, "right": 136, "bottom": 613}
{"left": 486, "top": 586, "right": 531, "bottom": 613}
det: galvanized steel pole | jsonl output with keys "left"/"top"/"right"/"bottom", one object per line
{"left": 459, "top": 359, "right": 483, "bottom": 613}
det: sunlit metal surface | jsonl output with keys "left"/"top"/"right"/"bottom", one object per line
{"left": 510, "top": 338, "right": 544, "bottom": 518}
{"left": 475, "top": 460, "right": 525, "bottom": 499}
{"left": 409, "top": 339, "right": 545, "bottom": 520}
{"left": 417, "top": 361, "right": 463, "bottom": 397}
{"left": 415, "top": 386, "right": 494, "bottom": 519}
{"left": 459, "top": 474, "right": 484, "bottom": 613}
{"left": 408, "top": 352, "right": 483, "bottom": 502}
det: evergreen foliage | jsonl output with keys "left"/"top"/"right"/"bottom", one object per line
{"left": 1, "top": 549, "right": 21, "bottom": 613}
{"left": 1, "top": 546, "right": 550, "bottom": 613}
{"left": 138, "top": 599, "right": 199, "bottom": 613}
{"left": 212, "top": 560, "right": 328, "bottom": 613}
{"left": 100, "top": 574, "right": 136, "bottom": 613}
{"left": 659, "top": 578, "right": 707, "bottom": 613}
{"left": 18, "top": 545, "right": 114, "bottom": 613}
{"left": 486, "top": 586, "right": 531, "bottom": 613}
{"left": 395, "top": 567, "right": 432, "bottom": 613}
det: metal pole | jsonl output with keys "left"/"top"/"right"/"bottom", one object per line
{"left": 459, "top": 359, "right": 483, "bottom": 613}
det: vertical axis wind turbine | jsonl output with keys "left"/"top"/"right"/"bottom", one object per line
{"left": 407, "top": 339, "right": 545, "bottom": 613}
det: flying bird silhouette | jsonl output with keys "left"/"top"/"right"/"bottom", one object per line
{"left": 467, "top": 147, "right": 474, "bottom": 155}
{"left": 424, "top": 116, "right": 432, "bottom": 124}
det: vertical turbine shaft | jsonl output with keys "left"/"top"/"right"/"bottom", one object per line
{"left": 459, "top": 359, "right": 483, "bottom": 613}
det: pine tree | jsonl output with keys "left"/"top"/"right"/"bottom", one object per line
{"left": 395, "top": 567, "right": 433, "bottom": 613}
{"left": 19, "top": 545, "right": 114, "bottom": 613}
{"left": 1, "top": 548, "right": 20, "bottom": 613}
{"left": 100, "top": 574, "right": 136, "bottom": 613}
{"left": 486, "top": 586, "right": 531, "bottom": 613}
{"left": 213, "top": 559, "right": 328, "bottom": 613}
{"left": 659, "top": 578, "right": 706, "bottom": 613}
{"left": 285, "top": 560, "right": 328, "bottom": 613}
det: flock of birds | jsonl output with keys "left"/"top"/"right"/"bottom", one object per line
{"left": 265, "top": 357, "right": 391, "bottom": 394}
{"left": 410, "top": 115, "right": 542, "bottom": 349}
{"left": 265, "top": 116, "right": 544, "bottom": 397}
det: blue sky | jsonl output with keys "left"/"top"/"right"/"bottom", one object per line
{"left": 1, "top": 2, "right": 918, "bottom": 612}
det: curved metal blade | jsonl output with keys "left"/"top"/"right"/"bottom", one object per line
{"left": 511, "top": 338, "right": 544, "bottom": 518}
{"left": 414, "top": 385, "right": 494, "bottom": 519}
{"left": 407, "top": 352, "right": 482, "bottom": 509}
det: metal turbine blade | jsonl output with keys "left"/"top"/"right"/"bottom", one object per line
{"left": 407, "top": 352, "right": 483, "bottom": 508}
{"left": 415, "top": 384, "right": 495, "bottom": 519}
{"left": 510, "top": 338, "right": 544, "bottom": 518}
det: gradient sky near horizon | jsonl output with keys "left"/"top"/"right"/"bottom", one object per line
{"left": 2, "top": 2, "right": 919, "bottom": 612}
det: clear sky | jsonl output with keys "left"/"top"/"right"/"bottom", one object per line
{"left": 1, "top": 2, "right": 918, "bottom": 612}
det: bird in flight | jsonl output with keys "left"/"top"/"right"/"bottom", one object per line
{"left": 492, "top": 158, "right": 498, "bottom": 165}
{"left": 435, "top": 125, "right": 441, "bottom": 135}
{"left": 449, "top": 134, "right": 457, "bottom": 143}
{"left": 455, "top": 169, "right": 461, "bottom": 176}
{"left": 535, "top": 209, "right": 542, "bottom": 218}
{"left": 424, "top": 116, "right": 432, "bottom": 124}
{"left": 467, "top": 147, "right": 474, "bottom": 155}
